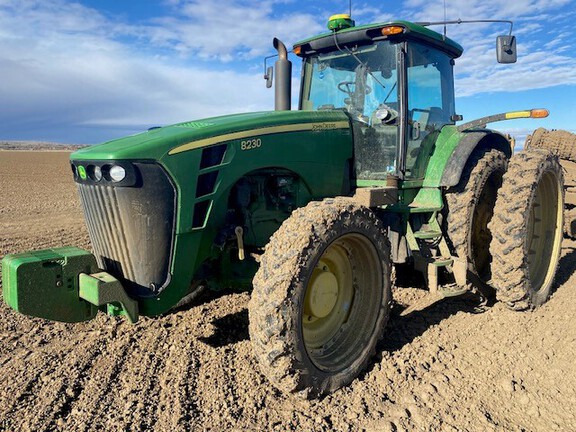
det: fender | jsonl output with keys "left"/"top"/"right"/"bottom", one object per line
{"left": 422, "top": 127, "right": 512, "bottom": 188}
{"left": 424, "top": 108, "right": 549, "bottom": 187}
{"left": 440, "top": 129, "right": 512, "bottom": 187}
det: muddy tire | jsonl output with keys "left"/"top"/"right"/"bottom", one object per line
{"left": 527, "top": 128, "right": 576, "bottom": 240}
{"left": 489, "top": 149, "right": 564, "bottom": 310}
{"left": 526, "top": 128, "right": 576, "bottom": 162}
{"left": 248, "top": 198, "right": 392, "bottom": 398}
{"left": 444, "top": 148, "right": 508, "bottom": 281}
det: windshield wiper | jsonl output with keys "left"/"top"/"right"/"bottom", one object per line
{"left": 331, "top": 32, "right": 388, "bottom": 92}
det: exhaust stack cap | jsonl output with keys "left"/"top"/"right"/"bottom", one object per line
{"left": 273, "top": 38, "right": 292, "bottom": 111}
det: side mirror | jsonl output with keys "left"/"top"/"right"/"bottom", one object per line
{"left": 497, "top": 35, "right": 517, "bottom": 63}
{"left": 265, "top": 66, "right": 273, "bottom": 88}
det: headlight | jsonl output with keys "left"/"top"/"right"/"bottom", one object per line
{"left": 109, "top": 165, "right": 126, "bottom": 182}
{"left": 87, "top": 164, "right": 103, "bottom": 182}
{"left": 94, "top": 165, "right": 103, "bottom": 181}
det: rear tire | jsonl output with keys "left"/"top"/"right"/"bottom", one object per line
{"left": 526, "top": 128, "right": 576, "bottom": 162}
{"left": 489, "top": 149, "right": 564, "bottom": 310}
{"left": 249, "top": 198, "right": 392, "bottom": 398}
{"left": 445, "top": 148, "right": 508, "bottom": 281}
{"left": 527, "top": 127, "right": 576, "bottom": 239}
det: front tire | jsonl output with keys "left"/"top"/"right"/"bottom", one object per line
{"left": 249, "top": 198, "right": 392, "bottom": 398}
{"left": 489, "top": 149, "right": 564, "bottom": 309}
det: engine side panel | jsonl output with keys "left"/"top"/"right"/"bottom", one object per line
{"left": 138, "top": 113, "right": 354, "bottom": 314}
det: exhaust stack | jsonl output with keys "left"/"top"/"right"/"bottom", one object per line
{"left": 273, "top": 38, "right": 292, "bottom": 111}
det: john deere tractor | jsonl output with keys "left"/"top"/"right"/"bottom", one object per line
{"left": 2, "top": 14, "right": 565, "bottom": 397}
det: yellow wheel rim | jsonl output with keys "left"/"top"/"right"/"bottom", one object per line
{"left": 527, "top": 170, "right": 563, "bottom": 292}
{"left": 302, "top": 233, "right": 383, "bottom": 372}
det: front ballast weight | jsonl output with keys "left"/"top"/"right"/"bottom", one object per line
{"left": 2, "top": 247, "right": 139, "bottom": 323}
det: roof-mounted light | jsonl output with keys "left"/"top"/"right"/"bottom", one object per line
{"left": 381, "top": 25, "right": 405, "bottom": 36}
{"left": 327, "top": 14, "right": 355, "bottom": 31}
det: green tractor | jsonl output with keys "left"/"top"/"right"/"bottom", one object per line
{"left": 2, "top": 14, "right": 565, "bottom": 397}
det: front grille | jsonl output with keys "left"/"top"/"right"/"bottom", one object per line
{"left": 76, "top": 163, "right": 176, "bottom": 297}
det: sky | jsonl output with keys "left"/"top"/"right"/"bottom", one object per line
{"left": 0, "top": 0, "right": 575, "bottom": 145}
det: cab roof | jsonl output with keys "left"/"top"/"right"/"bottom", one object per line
{"left": 293, "top": 20, "right": 463, "bottom": 59}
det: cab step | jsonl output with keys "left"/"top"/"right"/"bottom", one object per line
{"left": 429, "top": 257, "right": 453, "bottom": 267}
{"left": 437, "top": 283, "right": 469, "bottom": 298}
{"left": 413, "top": 229, "right": 443, "bottom": 240}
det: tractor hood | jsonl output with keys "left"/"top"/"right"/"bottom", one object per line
{"left": 71, "top": 110, "right": 351, "bottom": 161}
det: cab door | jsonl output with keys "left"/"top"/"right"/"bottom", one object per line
{"left": 404, "top": 42, "right": 456, "bottom": 178}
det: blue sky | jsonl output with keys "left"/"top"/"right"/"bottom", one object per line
{"left": 0, "top": 0, "right": 575, "bottom": 144}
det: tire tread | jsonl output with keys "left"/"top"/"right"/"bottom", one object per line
{"left": 489, "top": 148, "right": 564, "bottom": 310}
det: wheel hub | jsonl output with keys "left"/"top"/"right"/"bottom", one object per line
{"left": 305, "top": 266, "right": 339, "bottom": 319}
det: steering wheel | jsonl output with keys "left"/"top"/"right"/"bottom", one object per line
{"left": 337, "top": 81, "right": 372, "bottom": 97}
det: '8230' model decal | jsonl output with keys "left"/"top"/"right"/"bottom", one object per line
{"left": 240, "top": 138, "right": 262, "bottom": 150}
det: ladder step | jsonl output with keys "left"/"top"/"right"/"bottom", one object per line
{"left": 413, "top": 229, "right": 442, "bottom": 239}
{"left": 438, "top": 283, "right": 469, "bottom": 298}
{"left": 414, "top": 252, "right": 453, "bottom": 266}
{"left": 430, "top": 258, "right": 453, "bottom": 267}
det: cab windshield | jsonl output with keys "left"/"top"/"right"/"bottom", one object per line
{"left": 300, "top": 41, "right": 399, "bottom": 121}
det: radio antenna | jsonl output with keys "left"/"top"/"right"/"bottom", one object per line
{"left": 443, "top": 0, "right": 447, "bottom": 39}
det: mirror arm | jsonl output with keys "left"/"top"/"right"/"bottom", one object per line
{"left": 263, "top": 55, "right": 276, "bottom": 88}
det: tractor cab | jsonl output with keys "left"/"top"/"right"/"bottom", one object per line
{"left": 292, "top": 18, "right": 463, "bottom": 184}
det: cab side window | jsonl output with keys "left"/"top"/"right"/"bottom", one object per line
{"left": 405, "top": 43, "right": 456, "bottom": 177}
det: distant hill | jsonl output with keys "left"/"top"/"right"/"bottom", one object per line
{"left": 0, "top": 141, "right": 89, "bottom": 151}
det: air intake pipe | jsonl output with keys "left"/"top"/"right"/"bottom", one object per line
{"left": 273, "top": 38, "right": 292, "bottom": 111}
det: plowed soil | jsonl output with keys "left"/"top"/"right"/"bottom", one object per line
{"left": 1, "top": 151, "right": 575, "bottom": 432}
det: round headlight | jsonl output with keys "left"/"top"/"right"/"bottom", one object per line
{"left": 93, "top": 165, "right": 102, "bottom": 181}
{"left": 87, "top": 165, "right": 103, "bottom": 182}
{"left": 109, "top": 165, "right": 126, "bottom": 182}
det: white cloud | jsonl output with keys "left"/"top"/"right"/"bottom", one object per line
{"left": 453, "top": 34, "right": 576, "bottom": 97}
{"left": 146, "top": 0, "right": 323, "bottom": 61}
{"left": 0, "top": 45, "right": 274, "bottom": 137}
{"left": 0, "top": 0, "right": 281, "bottom": 142}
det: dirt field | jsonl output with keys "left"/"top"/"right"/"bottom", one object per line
{"left": 0, "top": 151, "right": 575, "bottom": 432}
